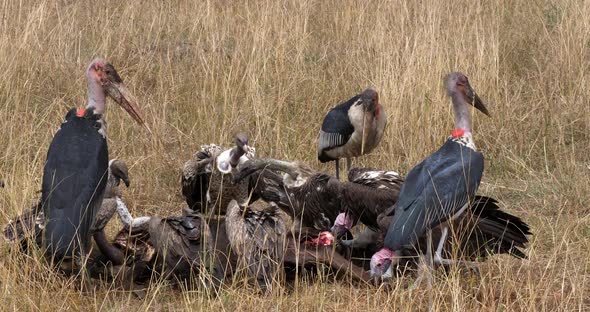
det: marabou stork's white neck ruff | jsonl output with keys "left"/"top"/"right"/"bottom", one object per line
{"left": 318, "top": 88, "right": 387, "bottom": 179}
{"left": 41, "top": 58, "right": 145, "bottom": 266}
{"left": 370, "top": 72, "right": 490, "bottom": 282}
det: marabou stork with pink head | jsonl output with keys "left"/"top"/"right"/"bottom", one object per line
{"left": 41, "top": 59, "right": 145, "bottom": 268}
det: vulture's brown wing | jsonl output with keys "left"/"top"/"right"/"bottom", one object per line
{"left": 226, "top": 200, "right": 286, "bottom": 290}
{"left": 181, "top": 144, "right": 223, "bottom": 212}
{"left": 348, "top": 167, "right": 404, "bottom": 191}
{"left": 2, "top": 203, "right": 43, "bottom": 251}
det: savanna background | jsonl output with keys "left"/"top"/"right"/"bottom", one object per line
{"left": 0, "top": 0, "right": 588, "bottom": 310}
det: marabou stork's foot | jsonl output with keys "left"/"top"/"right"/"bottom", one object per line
{"left": 408, "top": 271, "right": 425, "bottom": 291}
{"left": 434, "top": 254, "right": 480, "bottom": 276}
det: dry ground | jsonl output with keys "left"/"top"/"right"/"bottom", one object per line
{"left": 0, "top": 0, "right": 588, "bottom": 311}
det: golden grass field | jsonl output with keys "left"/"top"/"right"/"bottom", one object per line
{"left": 0, "top": 0, "right": 588, "bottom": 310}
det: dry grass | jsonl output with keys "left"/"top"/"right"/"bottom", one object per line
{"left": 0, "top": 0, "right": 588, "bottom": 310}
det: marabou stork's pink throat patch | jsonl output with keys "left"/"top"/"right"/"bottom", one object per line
{"left": 76, "top": 108, "right": 86, "bottom": 117}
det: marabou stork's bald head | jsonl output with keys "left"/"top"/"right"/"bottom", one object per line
{"left": 86, "top": 58, "right": 145, "bottom": 125}
{"left": 359, "top": 87, "right": 379, "bottom": 115}
{"left": 445, "top": 72, "right": 490, "bottom": 117}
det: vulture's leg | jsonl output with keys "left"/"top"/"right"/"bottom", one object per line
{"left": 335, "top": 159, "right": 340, "bottom": 180}
{"left": 433, "top": 226, "right": 479, "bottom": 270}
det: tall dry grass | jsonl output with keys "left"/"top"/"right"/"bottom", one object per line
{"left": 0, "top": 0, "right": 588, "bottom": 310}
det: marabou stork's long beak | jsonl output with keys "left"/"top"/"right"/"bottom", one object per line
{"left": 471, "top": 91, "right": 490, "bottom": 117}
{"left": 105, "top": 81, "right": 145, "bottom": 125}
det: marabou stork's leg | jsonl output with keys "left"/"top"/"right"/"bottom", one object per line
{"left": 433, "top": 225, "right": 478, "bottom": 270}
{"left": 335, "top": 159, "right": 340, "bottom": 180}
{"left": 425, "top": 230, "right": 434, "bottom": 289}
{"left": 346, "top": 157, "right": 352, "bottom": 176}
{"left": 410, "top": 230, "right": 435, "bottom": 290}
{"left": 434, "top": 226, "right": 449, "bottom": 259}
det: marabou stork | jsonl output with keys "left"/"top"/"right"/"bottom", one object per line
{"left": 3, "top": 159, "right": 149, "bottom": 256}
{"left": 318, "top": 88, "right": 387, "bottom": 180}
{"left": 370, "top": 72, "right": 493, "bottom": 282}
{"left": 41, "top": 59, "right": 144, "bottom": 267}
{"left": 336, "top": 195, "right": 531, "bottom": 279}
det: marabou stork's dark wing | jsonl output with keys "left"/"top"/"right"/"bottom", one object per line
{"left": 384, "top": 139, "right": 484, "bottom": 251}
{"left": 318, "top": 95, "right": 360, "bottom": 162}
{"left": 42, "top": 111, "right": 108, "bottom": 260}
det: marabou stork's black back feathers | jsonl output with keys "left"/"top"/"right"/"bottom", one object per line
{"left": 385, "top": 139, "right": 484, "bottom": 251}
{"left": 42, "top": 109, "right": 109, "bottom": 261}
{"left": 318, "top": 95, "right": 360, "bottom": 162}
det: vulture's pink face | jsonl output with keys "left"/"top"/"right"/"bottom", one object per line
{"left": 370, "top": 248, "right": 395, "bottom": 282}
{"left": 331, "top": 212, "right": 354, "bottom": 239}
{"left": 305, "top": 231, "right": 335, "bottom": 247}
